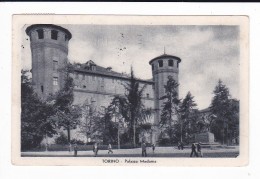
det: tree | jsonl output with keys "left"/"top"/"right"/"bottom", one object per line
{"left": 122, "top": 67, "right": 152, "bottom": 146}
{"left": 21, "top": 70, "right": 57, "bottom": 150}
{"left": 159, "top": 75, "right": 181, "bottom": 144}
{"left": 96, "top": 97, "right": 126, "bottom": 145}
{"left": 80, "top": 102, "right": 114, "bottom": 143}
{"left": 178, "top": 91, "right": 198, "bottom": 143}
{"left": 210, "top": 80, "right": 239, "bottom": 145}
{"left": 53, "top": 64, "right": 82, "bottom": 143}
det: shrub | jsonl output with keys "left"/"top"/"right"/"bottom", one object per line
{"left": 55, "top": 133, "right": 68, "bottom": 145}
{"left": 71, "top": 138, "right": 85, "bottom": 145}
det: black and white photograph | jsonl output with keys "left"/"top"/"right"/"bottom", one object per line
{"left": 12, "top": 15, "right": 248, "bottom": 166}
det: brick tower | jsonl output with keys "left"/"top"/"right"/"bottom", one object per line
{"left": 26, "top": 24, "right": 72, "bottom": 99}
{"left": 149, "top": 54, "right": 181, "bottom": 142}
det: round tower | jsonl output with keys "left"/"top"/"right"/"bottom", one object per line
{"left": 149, "top": 54, "right": 181, "bottom": 126}
{"left": 26, "top": 24, "right": 72, "bottom": 99}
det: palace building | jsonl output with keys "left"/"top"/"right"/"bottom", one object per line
{"left": 25, "top": 24, "right": 181, "bottom": 144}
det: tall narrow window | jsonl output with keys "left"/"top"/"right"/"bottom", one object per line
{"left": 177, "top": 62, "right": 179, "bottom": 68}
{"left": 37, "top": 29, "right": 44, "bottom": 39}
{"left": 53, "top": 60, "right": 58, "bottom": 71}
{"left": 53, "top": 77, "right": 58, "bottom": 85}
{"left": 152, "top": 64, "right": 154, "bottom": 71}
{"left": 51, "top": 30, "right": 58, "bottom": 40}
{"left": 65, "top": 34, "right": 68, "bottom": 41}
{"left": 158, "top": 60, "right": 163, "bottom": 67}
{"left": 168, "top": 59, "right": 173, "bottom": 67}
{"left": 91, "top": 66, "right": 96, "bottom": 71}
{"left": 82, "top": 75, "right": 85, "bottom": 80}
{"left": 146, "top": 93, "right": 150, "bottom": 98}
{"left": 41, "top": 85, "right": 44, "bottom": 93}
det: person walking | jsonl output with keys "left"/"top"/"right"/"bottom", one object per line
{"left": 141, "top": 142, "right": 147, "bottom": 157}
{"left": 190, "top": 143, "right": 198, "bottom": 157}
{"left": 178, "top": 142, "right": 181, "bottom": 150}
{"left": 68, "top": 143, "right": 72, "bottom": 152}
{"left": 197, "top": 142, "right": 203, "bottom": 157}
{"left": 152, "top": 144, "right": 155, "bottom": 153}
{"left": 74, "top": 143, "right": 78, "bottom": 157}
{"left": 93, "top": 143, "right": 99, "bottom": 157}
{"left": 108, "top": 143, "right": 113, "bottom": 154}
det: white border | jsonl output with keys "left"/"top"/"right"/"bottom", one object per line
{"left": 0, "top": 2, "right": 259, "bottom": 179}
{"left": 12, "top": 15, "right": 249, "bottom": 167}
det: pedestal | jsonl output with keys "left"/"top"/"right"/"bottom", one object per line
{"left": 195, "top": 132, "right": 215, "bottom": 143}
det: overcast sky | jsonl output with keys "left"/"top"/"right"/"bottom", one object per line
{"left": 21, "top": 25, "right": 240, "bottom": 110}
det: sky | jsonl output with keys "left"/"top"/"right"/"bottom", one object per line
{"left": 21, "top": 24, "right": 240, "bottom": 110}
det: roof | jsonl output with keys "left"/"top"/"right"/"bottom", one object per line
{"left": 149, "top": 54, "right": 181, "bottom": 64}
{"left": 73, "top": 61, "right": 154, "bottom": 84}
{"left": 26, "top": 24, "right": 72, "bottom": 40}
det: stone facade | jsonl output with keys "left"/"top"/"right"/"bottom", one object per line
{"left": 26, "top": 24, "right": 181, "bottom": 144}
{"left": 149, "top": 55, "right": 181, "bottom": 126}
{"left": 26, "top": 24, "right": 72, "bottom": 100}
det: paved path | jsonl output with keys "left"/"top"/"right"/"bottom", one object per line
{"left": 21, "top": 146, "right": 239, "bottom": 158}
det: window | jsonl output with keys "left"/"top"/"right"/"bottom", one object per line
{"left": 53, "top": 77, "right": 58, "bottom": 85}
{"left": 75, "top": 73, "right": 79, "bottom": 79}
{"left": 53, "top": 60, "right": 58, "bottom": 71}
{"left": 146, "top": 93, "right": 150, "bottom": 98}
{"left": 37, "top": 29, "right": 44, "bottom": 39}
{"left": 65, "top": 34, "right": 68, "bottom": 41}
{"left": 177, "top": 62, "right": 179, "bottom": 68}
{"left": 83, "top": 85, "right": 86, "bottom": 89}
{"left": 82, "top": 75, "right": 85, "bottom": 80}
{"left": 41, "top": 85, "right": 44, "bottom": 93}
{"left": 158, "top": 60, "right": 163, "bottom": 67}
{"left": 91, "top": 65, "right": 96, "bottom": 71}
{"left": 51, "top": 30, "right": 58, "bottom": 40}
{"left": 152, "top": 64, "right": 154, "bottom": 71}
{"left": 102, "top": 77, "right": 104, "bottom": 82}
{"left": 168, "top": 59, "right": 173, "bottom": 67}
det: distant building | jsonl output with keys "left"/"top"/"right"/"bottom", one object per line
{"left": 25, "top": 24, "right": 182, "bottom": 144}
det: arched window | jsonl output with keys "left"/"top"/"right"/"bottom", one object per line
{"left": 36, "top": 29, "right": 44, "bottom": 39}
{"left": 168, "top": 59, "right": 173, "bottom": 67}
{"left": 51, "top": 30, "right": 58, "bottom": 40}
{"left": 158, "top": 60, "right": 163, "bottom": 67}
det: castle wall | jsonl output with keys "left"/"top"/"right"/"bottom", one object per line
{"left": 70, "top": 73, "right": 155, "bottom": 143}
{"left": 72, "top": 72, "right": 155, "bottom": 112}
{"left": 26, "top": 25, "right": 71, "bottom": 99}
{"left": 150, "top": 55, "right": 181, "bottom": 126}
